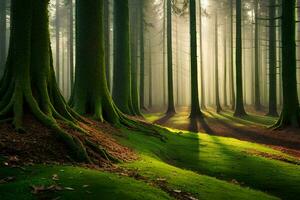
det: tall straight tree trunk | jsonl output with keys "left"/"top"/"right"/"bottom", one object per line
{"left": 234, "top": 0, "right": 247, "bottom": 116}
{"left": 189, "top": 0, "right": 203, "bottom": 118}
{"left": 69, "top": 0, "right": 74, "bottom": 91}
{"left": 0, "top": 0, "right": 93, "bottom": 162}
{"left": 215, "top": 12, "right": 222, "bottom": 113}
{"left": 267, "top": 0, "right": 278, "bottom": 116}
{"left": 0, "top": 0, "right": 6, "bottom": 77}
{"left": 56, "top": 0, "right": 60, "bottom": 86}
{"left": 104, "top": 0, "right": 110, "bottom": 91}
{"left": 112, "top": 0, "right": 135, "bottom": 115}
{"left": 199, "top": 0, "right": 206, "bottom": 109}
{"left": 229, "top": 0, "right": 235, "bottom": 110}
{"left": 166, "top": 0, "right": 175, "bottom": 114}
{"left": 273, "top": 0, "right": 299, "bottom": 128}
{"left": 163, "top": 0, "right": 166, "bottom": 106}
{"left": 139, "top": 0, "right": 146, "bottom": 110}
{"left": 148, "top": 40, "right": 152, "bottom": 108}
{"left": 254, "top": 0, "right": 261, "bottom": 110}
{"left": 223, "top": 17, "right": 228, "bottom": 107}
{"left": 130, "top": 2, "right": 142, "bottom": 116}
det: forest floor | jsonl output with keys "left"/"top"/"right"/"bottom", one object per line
{"left": 1, "top": 110, "right": 300, "bottom": 200}
{"left": 147, "top": 107, "right": 300, "bottom": 159}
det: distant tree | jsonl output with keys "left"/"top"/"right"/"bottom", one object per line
{"left": 0, "top": 0, "right": 7, "bottom": 76}
{"left": 69, "top": 0, "right": 74, "bottom": 90}
{"left": 166, "top": 0, "right": 176, "bottom": 114}
{"left": 273, "top": 0, "right": 299, "bottom": 128}
{"left": 234, "top": 0, "right": 247, "bottom": 116}
{"left": 229, "top": 0, "right": 235, "bottom": 110}
{"left": 139, "top": 0, "right": 146, "bottom": 110}
{"left": 189, "top": 0, "right": 203, "bottom": 118}
{"left": 254, "top": 0, "right": 261, "bottom": 110}
{"left": 214, "top": 11, "right": 222, "bottom": 113}
{"left": 55, "top": 0, "right": 61, "bottom": 85}
{"left": 112, "top": 0, "right": 135, "bottom": 115}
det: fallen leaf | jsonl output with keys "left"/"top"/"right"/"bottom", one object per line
{"left": 52, "top": 174, "right": 59, "bottom": 181}
{"left": 82, "top": 185, "right": 89, "bottom": 188}
{"left": 64, "top": 187, "right": 75, "bottom": 191}
{"left": 173, "top": 189, "right": 182, "bottom": 193}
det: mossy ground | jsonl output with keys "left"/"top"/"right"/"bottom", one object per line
{"left": 1, "top": 111, "right": 300, "bottom": 200}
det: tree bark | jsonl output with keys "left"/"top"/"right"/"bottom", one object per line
{"left": 215, "top": 12, "right": 222, "bottom": 113}
{"left": 229, "top": 0, "right": 235, "bottom": 110}
{"left": 104, "top": 0, "right": 111, "bottom": 91}
{"left": 254, "top": 0, "right": 261, "bottom": 110}
{"left": 0, "top": 0, "right": 7, "bottom": 77}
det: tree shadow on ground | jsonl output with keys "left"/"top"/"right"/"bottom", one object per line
{"left": 154, "top": 112, "right": 176, "bottom": 125}
{"left": 188, "top": 117, "right": 215, "bottom": 134}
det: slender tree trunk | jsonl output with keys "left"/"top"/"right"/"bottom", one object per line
{"left": 104, "top": 0, "right": 110, "bottom": 91}
{"left": 112, "top": 0, "right": 135, "bottom": 115}
{"left": 166, "top": 0, "right": 175, "bottom": 114}
{"left": 267, "top": 0, "right": 278, "bottom": 117}
{"left": 163, "top": 0, "right": 166, "bottom": 106}
{"left": 254, "top": 0, "right": 261, "bottom": 110}
{"left": 0, "top": 0, "right": 6, "bottom": 77}
{"left": 229, "top": 0, "right": 236, "bottom": 110}
{"left": 273, "top": 0, "right": 299, "bottom": 128}
{"left": 234, "top": 0, "right": 247, "bottom": 116}
{"left": 223, "top": 17, "right": 228, "bottom": 107}
{"left": 139, "top": 0, "right": 146, "bottom": 110}
{"left": 199, "top": 0, "right": 206, "bottom": 109}
{"left": 215, "top": 12, "right": 222, "bottom": 113}
{"left": 190, "top": 0, "right": 203, "bottom": 118}
{"left": 148, "top": 40, "right": 152, "bottom": 108}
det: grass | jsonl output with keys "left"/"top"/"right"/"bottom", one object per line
{"left": 0, "top": 165, "right": 171, "bottom": 200}
{"left": 118, "top": 127, "right": 300, "bottom": 200}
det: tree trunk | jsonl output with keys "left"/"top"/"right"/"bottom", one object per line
{"left": 112, "top": 0, "right": 135, "bottom": 115}
{"left": 55, "top": 0, "right": 60, "bottom": 87}
{"left": 234, "top": 0, "right": 247, "bottom": 116}
{"left": 229, "top": 0, "right": 235, "bottom": 110}
{"left": 189, "top": 0, "right": 203, "bottom": 118}
{"left": 148, "top": 40, "right": 153, "bottom": 108}
{"left": 273, "top": 0, "right": 300, "bottom": 128}
{"left": 104, "top": 0, "right": 110, "bottom": 91}
{"left": 198, "top": 0, "right": 206, "bottom": 109}
{"left": 215, "top": 12, "right": 222, "bottom": 113}
{"left": 267, "top": 0, "right": 278, "bottom": 117}
{"left": 223, "top": 17, "right": 228, "bottom": 107}
{"left": 0, "top": 0, "right": 92, "bottom": 162}
{"left": 254, "top": 0, "right": 261, "bottom": 110}
{"left": 163, "top": 0, "right": 167, "bottom": 106}
{"left": 0, "top": 0, "right": 7, "bottom": 77}
{"left": 139, "top": 0, "right": 146, "bottom": 110}
{"left": 166, "top": 0, "right": 175, "bottom": 114}
{"left": 69, "top": 0, "right": 74, "bottom": 92}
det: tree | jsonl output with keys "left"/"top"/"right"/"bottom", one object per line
{"left": 55, "top": 0, "right": 60, "bottom": 85}
{"left": 267, "top": 0, "right": 278, "bottom": 117}
{"left": 214, "top": 11, "right": 222, "bottom": 113}
{"left": 104, "top": 0, "right": 111, "bottom": 90}
{"left": 69, "top": 0, "right": 74, "bottom": 91}
{"left": 234, "top": 0, "right": 247, "bottom": 116}
{"left": 0, "top": 0, "right": 91, "bottom": 162}
{"left": 198, "top": 0, "right": 206, "bottom": 109}
{"left": 189, "top": 0, "right": 203, "bottom": 118}
{"left": 273, "top": 0, "right": 299, "bottom": 128}
{"left": 223, "top": 16, "right": 228, "bottom": 107}
{"left": 166, "top": 0, "right": 176, "bottom": 114}
{"left": 0, "top": 0, "right": 6, "bottom": 76}
{"left": 139, "top": 0, "right": 146, "bottom": 110}
{"left": 254, "top": 0, "right": 261, "bottom": 110}
{"left": 112, "top": 0, "right": 135, "bottom": 115}
{"left": 229, "top": 0, "right": 235, "bottom": 110}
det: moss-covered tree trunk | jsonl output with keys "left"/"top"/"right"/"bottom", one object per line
{"left": 254, "top": 0, "right": 261, "bottom": 110}
{"left": 166, "top": 0, "right": 176, "bottom": 114}
{"left": 112, "top": 0, "right": 135, "bottom": 115}
{"left": 104, "top": 0, "right": 111, "bottom": 91}
{"left": 234, "top": 0, "right": 247, "bottom": 117}
{"left": 0, "top": 0, "right": 92, "bottom": 162}
{"left": 198, "top": 0, "right": 206, "bottom": 109}
{"left": 214, "top": 12, "right": 222, "bottom": 113}
{"left": 267, "top": 0, "right": 278, "bottom": 117}
{"left": 0, "top": 0, "right": 6, "bottom": 77}
{"left": 69, "top": 0, "right": 74, "bottom": 91}
{"left": 189, "top": 0, "right": 203, "bottom": 118}
{"left": 273, "top": 0, "right": 300, "bottom": 128}
{"left": 139, "top": 0, "right": 146, "bottom": 110}
{"left": 55, "top": 0, "right": 60, "bottom": 86}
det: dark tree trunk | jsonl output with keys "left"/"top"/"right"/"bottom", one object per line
{"left": 223, "top": 17, "right": 228, "bottom": 107}
{"left": 273, "top": 0, "right": 300, "bottom": 128}
{"left": 163, "top": 0, "right": 167, "bottom": 106}
{"left": 215, "top": 12, "right": 222, "bottom": 113}
{"left": 166, "top": 0, "right": 175, "bottom": 114}
{"left": 112, "top": 0, "right": 135, "bottom": 115}
{"left": 0, "top": 0, "right": 6, "bottom": 77}
{"left": 189, "top": 0, "right": 203, "bottom": 118}
{"left": 69, "top": 0, "right": 74, "bottom": 90}
{"left": 234, "top": 0, "right": 247, "bottom": 116}
{"left": 254, "top": 0, "right": 261, "bottom": 110}
{"left": 267, "top": 0, "right": 278, "bottom": 117}
{"left": 104, "top": 0, "right": 111, "bottom": 91}
{"left": 139, "top": 0, "right": 146, "bottom": 110}
{"left": 148, "top": 40, "right": 153, "bottom": 108}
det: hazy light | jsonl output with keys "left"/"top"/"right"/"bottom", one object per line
{"left": 202, "top": 0, "right": 209, "bottom": 8}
